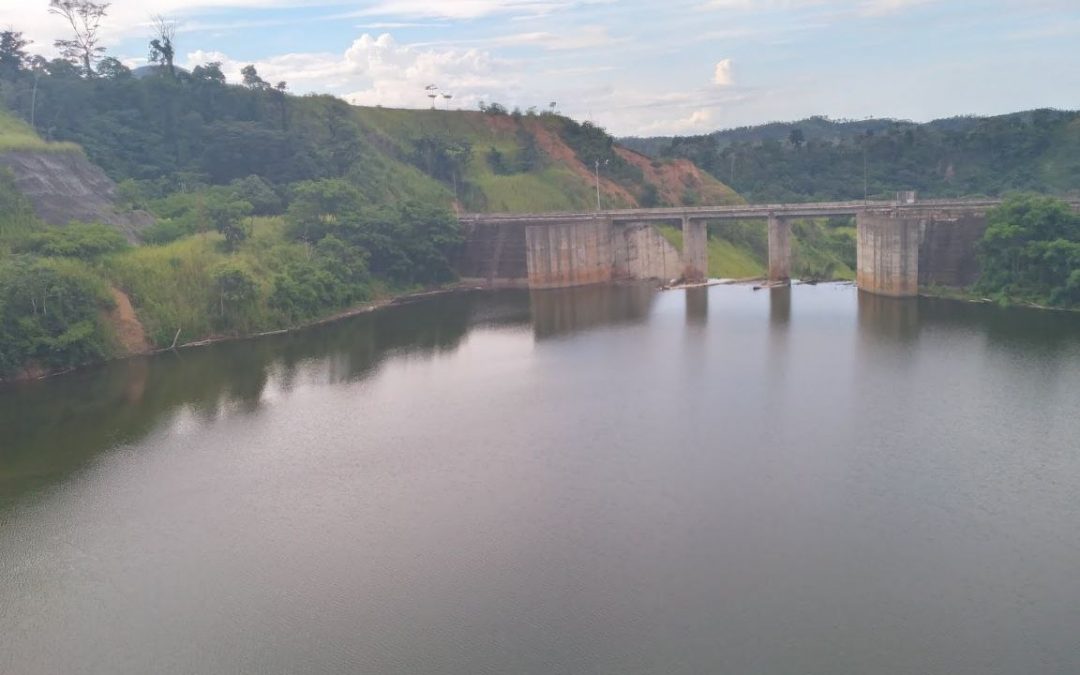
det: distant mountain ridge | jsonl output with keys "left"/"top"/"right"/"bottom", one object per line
{"left": 620, "top": 109, "right": 1080, "bottom": 202}
{"left": 620, "top": 113, "right": 995, "bottom": 155}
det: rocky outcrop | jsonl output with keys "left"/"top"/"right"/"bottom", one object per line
{"left": 0, "top": 150, "right": 153, "bottom": 242}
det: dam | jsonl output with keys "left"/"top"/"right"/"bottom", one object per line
{"left": 457, "top": 197, "right": 1080, "bottom": 296}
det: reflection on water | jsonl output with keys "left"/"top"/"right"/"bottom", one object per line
{"left": 7, "top": 286, "right": 1080, "bottom": 512}
{"left": 0, "top": 291, "right": 528, "bottom": 508}
{"left": 769, "top": 285, "right": 791, "bottom": 327}
{"left": 3, "top": 284, "right": 1080, "bottom": 675}
{"left": 857, "top": 290, "right": 920, "bottom": 341}
{"left": 685, "top": 287, "right": 708, "bottom": 325}
{"left": 529, "top": 282, "right": 656, "bottom": 339}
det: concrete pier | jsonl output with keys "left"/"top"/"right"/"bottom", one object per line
{"left": 856, "top": 212, "right": 921, "bottom": 297}
{"left": 682, "top": 217, "right": 708, "bottom": 283}
{"left": 768, "top": 214, "right": 791, "bottom": 283}
{"left": 460, "top": 196, "right": 1065, "bottom": 294}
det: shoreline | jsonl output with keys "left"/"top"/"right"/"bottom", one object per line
{"left": 1, "top": 282, "right": 487, "bottom": 386}
{"left": 5, "top": 279, "right": 1076, "bottom": 387}
{"left": 918, "top": 287, "right": 1080, "bottom": 314}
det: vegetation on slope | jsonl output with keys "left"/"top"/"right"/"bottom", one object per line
{"left": 628, "top": 110, "right": 1080, "bottom": 202}
{"left": 0, "top": 107, "right": 80, "bottom": 153}
{"left": 975, "top": 194, "right": 1080, "bottom": 308}
{"left": 659, "top": 218, "right": 855, "bottom": 281}
{"left": 0, "top": 12, "right": 757, "bottom": 379}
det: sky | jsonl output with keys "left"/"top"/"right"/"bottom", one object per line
{"left": 3, "top": 0, "right": 1079, "bottom": 136}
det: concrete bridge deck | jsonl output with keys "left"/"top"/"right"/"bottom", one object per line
{"left": 459, "top": 198, "right": 1048, "bottom": 225}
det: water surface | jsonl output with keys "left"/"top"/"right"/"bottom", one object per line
{"left": 2, "top": 284, "right": 1080, "bottom": 675}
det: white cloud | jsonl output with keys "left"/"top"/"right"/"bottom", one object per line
{"left": 713, "top": 59, "right": 734, "bottom": 86}
{"left": 0, "top": 0, "right": 335, "bottom": 55}
{"left": 658, "top": 108, "right": 715, "bottom": 133}
{"left": 184, "top": 33, "right": 518, "bottom": 111}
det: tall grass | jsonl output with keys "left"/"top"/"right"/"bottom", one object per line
{"left": 0, "top": 109, "right": 81, "bottom": 154}
{"left": 106, "top": 218, "right": 377, "bottom": 347}
{"left": 108, "top": 236, "right": 223, "bottom": 345}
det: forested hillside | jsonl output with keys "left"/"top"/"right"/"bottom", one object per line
{"left": 0, "top": 21, "right": 746, "bottom": 380}
{"left": 623, "top": 110, "right": 1080, "bottom": 203}
{"left": 0, "top": 55, "right": 736, "bottom": 215}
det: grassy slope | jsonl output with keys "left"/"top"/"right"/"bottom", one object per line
{"left": 658, "top": 224, "right": 768, "bottom": 279}
{"left": 0, "top": 108, "right": 80, "bottom": 154}
{"left": 352, "top": 107, "right": 740, "bottom": 213}
{"left": 355, "top": 108, "right": 593, "bottom": 212}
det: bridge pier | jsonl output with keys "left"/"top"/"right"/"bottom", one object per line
{"left": 461, "top": 197, "right": 1036, "bottom": 293}
{"left": 682, "top": 216, "right": 708, "bottom": 283}
{"left": 768, "top": 214, "right": 791, "bottom": 283}
{"left": 856, "top": 211, "right": 920, "bottom": 297}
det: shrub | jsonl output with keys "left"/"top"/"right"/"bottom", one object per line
{"left": 21, "top": 222, "right": 130, "bottom": 259}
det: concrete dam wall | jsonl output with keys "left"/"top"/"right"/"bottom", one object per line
{"left": 856, "top": 211, "right": 989, "bottom": 297}
{"left": 457, "top": 219, "right": 684, "bottom": 289}
{"left": 456, "top": 222, "right": 529, "bottom": 286}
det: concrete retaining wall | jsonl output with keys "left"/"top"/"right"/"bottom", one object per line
{"left": 456, "top": 221, "right": 529, "bottom": 285}
{"left": 525, "top": 219, "right": 614, "bottom": 289}
{"left": 611, "top": 223, "right": 683, "bottom": 283}
{"left": 857, "top": 210, "right": 989, "bottom": 296}
{"left": 918, "top": 213, "right": 987, "bottom": 288}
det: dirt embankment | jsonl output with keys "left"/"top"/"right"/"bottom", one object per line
{"left": 105, "top": 288, "right": 152, "bottom": 356}
{"left": 482, "top": 115, "right": 641, "bottom": 207}
{"left": 614, "top": 147, "right": 744, "bottom": 207}
{"left": 524, "top": 119, "right": 640, "bottom": 207}
{"left": 481, "top": 114, "right": 741, "bottom": 209}
{"left": 0, "top": 150, "right": 153, "bottom": 242}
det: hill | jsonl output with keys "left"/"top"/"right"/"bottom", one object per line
{"left": 0, "top": 61, "right": 738, "bottom": 216}
{"left": 0, "top": 52, "right": 756, "bottom": 380}
{"left": 0, "top": 108, "right": 152, "bottom": 239}
{"left": 622, "top": 109, "right": 1080, "bottom": 203}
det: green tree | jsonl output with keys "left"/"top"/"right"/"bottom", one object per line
{"left": 191, "top": 61, "right": 226, "bottom": 85}
{"left": 211, "top": 261, "right": 257, "bottom": 327}
{"left": 95, "top": 56, "right": 130, "bottom": 79}
{"left": 230, "top": 175, "right": 282, "bottom": 215}
{"left": 284, "top": 179, "right": 365, "bottom": 245}
{"left": 21, "top": 222, "right": 130, "bottom": 259}
{"left": 148, "top": 15, "right": 178, "bottom": 79}
{"left": 976, "top": 194, "right": 1080, "bottom": 306}
{"left": 241, "top": 64, "right": 268, "bottom": 90}
{"left": 49, "top": 0, "right": 110, "bottom": 77}
{"left": 205, "top": 196, "right": 253, "bottom": 251}
{"left": 0, "top": 257, "right": 112, "bottom": 374}
{"left": 0, "top": 30, "right": 31, "bottom": 80}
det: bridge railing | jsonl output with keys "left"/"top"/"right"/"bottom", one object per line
{"left": 458, "top": 197, "right": 1057, "bottom": 224}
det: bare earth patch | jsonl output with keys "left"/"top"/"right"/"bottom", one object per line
{"left": 614, "top": 147, "right": 743, "bottom": 206}
{"left": 106, "top": 288, "right": 152, "bottom": 355}
{"left": 522, "top": 119, "right": 640, "bottom": 207}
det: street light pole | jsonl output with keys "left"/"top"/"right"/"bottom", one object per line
{"left": 595, "top": 158, "right": 602, "bottom": 211}
{"left": 864, "top": 150, "right": 868, "bottom": 203}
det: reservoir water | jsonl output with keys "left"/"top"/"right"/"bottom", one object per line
{"left": 2, "top": 283, "right": 1080, "bottom": 675}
